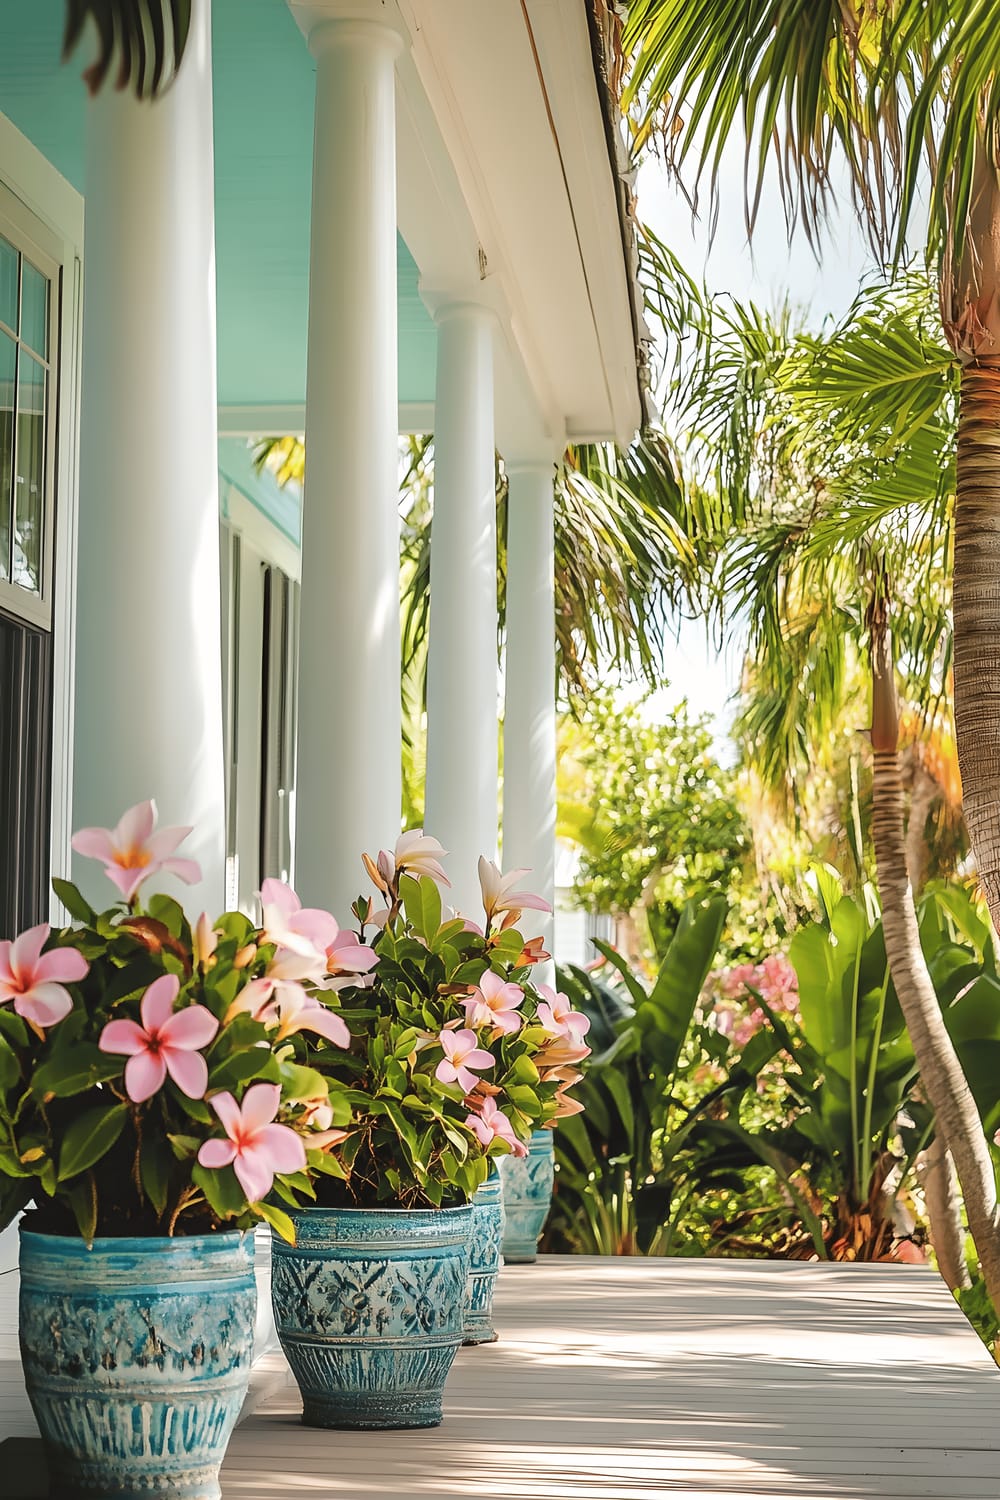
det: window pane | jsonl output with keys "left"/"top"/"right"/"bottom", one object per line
{"left": 14, "top": 349, "right": 45, "bottom": 594}
{"left": 20, "top": 261, "right": 48, "bottom": 359}
{"left": 0, "top": 237, "right": 16, "bottom": 332}
{"left": 0, "top": 331, "right": 13, "bottom": 583}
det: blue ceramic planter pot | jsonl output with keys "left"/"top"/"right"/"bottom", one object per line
{"left": 499, "top": 1129, "right": 554, "bottom": 1263}
{"left": 271, "top": 1204, "right": 472, "bottom": 1430}
{"left": 18, "top": 1229, "right": 255, "bottom": 1500}
{"left": 463, "top": 1167, "right": 504, "bottom": 1345}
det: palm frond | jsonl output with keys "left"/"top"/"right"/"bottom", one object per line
{"left": 621, "top": 0, "right": 1000, "bottom": 266}
{"left": 62, "top": 0, "right": 191, "bottom": 96}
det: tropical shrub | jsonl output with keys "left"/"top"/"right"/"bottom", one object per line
{"left": 0, "top": 801, "right": 349, "bottom": 1243}
{"left": 286, "top": 837, "right": 592, "bottom": 1210}
{"left": 562, "top": 691, "right": 748, "bottom": 929}
{"left": 545, "top": 895, "right": 762, "bottom": 1255}
{"left": 547, "top": 872, "right": 1000, "bottom": 1265}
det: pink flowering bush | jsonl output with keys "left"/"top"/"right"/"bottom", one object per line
{"left": 0, "top": 800, "right": 355, "bottom": 1243}
{"left": 291, "top": 836, "right": 592, "bottom": 1209}
{"left": 708, "top": 953, "right": 799, "bottom": 1048}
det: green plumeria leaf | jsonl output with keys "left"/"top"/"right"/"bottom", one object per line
{"left": 192, "top": 1162, "right": 246, "bottom": 1219}
{"left": 65, "top": 1174, "right": 98, "bottom": 1244}
{"left": 0, "top": 1039, "right": 19, "bottom": 1092}
{"left": 58, "top": 1103, "right": 129, "bottom": 1182}
{"left": 255, "top": 1200, "right": 296, "bottom": 1243}
{"left": 32, "top": 1045, "right": 122, "bottom": 1099}
{"left": 51, "top": 878, "right": 96, "bottom": 924}
{"left": 140, "top": 1137, "right": 174, "bottom": 1216}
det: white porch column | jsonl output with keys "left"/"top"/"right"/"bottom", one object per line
{"left": 73, "top": 0, "right": 226, "bottom": 910}
{"left": 289, "top": 3, "right": 403, "bottom": 918}
{"left": 502, "top": 462, "right": 557, "bottom": 962}
{"left": 424, "top": 302, "right": 498, "bottom": 918}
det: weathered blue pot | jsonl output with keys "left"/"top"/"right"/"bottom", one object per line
{"left": 499, "top": 1129, "right": 554, "bottom": 1263}
{"left": 271, "top": 1204, "right": 472, "bottom": 1430}
{"left": 463, "top": 1167, "right": 504, "bottom": 1344}
{"left": 18, "top": 1229, "right": 255, "bottom": 1500}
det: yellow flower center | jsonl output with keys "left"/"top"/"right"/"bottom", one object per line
{"left": 115, "top": 844, "right": 152, "bottom": 871}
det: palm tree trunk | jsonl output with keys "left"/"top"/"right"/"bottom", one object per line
{"left": 869, "top": 601, "right": 1000, "bottom": 1309}
{"left": 917, "top": 1138, "right": 971, "bottom": 1293}
{"left": 944, "top": 145, "right": 1000, "bottom": 939}
{"left": 904, "top": 762, "right": 939, "bottom": 895}
{"left": 952, "top": 358, "right": 1000, "bottom": 938}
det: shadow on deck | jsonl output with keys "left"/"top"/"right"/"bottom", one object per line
{"left": 3, "top": 1256, "right": 1000, "bottom": 1499}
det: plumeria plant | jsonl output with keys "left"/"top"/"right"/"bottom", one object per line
{"left": 271, "top": 832, "right": 592, "bottom": 1209}
{"left": 0, "top": 801, "right": 357, "bottom": 1244}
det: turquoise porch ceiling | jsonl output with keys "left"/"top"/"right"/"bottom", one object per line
{"left": 0, "top": 0, "right": 438, "bottom": 411}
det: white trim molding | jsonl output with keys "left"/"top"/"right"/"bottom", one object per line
{"left": 0, "top": 108, "right": 85, "bottom": 920}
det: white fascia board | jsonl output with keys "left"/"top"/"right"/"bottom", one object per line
{"left": 395, "top": 18, "right": 562, "bottom": 459}
{"left": 397, "top": 0, "right": 640, "bottom": 450}
{"left": 528, "top": 0, "right": 642, "bottom": 447}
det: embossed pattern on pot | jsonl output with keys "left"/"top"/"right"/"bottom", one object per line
{"left": 499, "top": 1129, "right": 554, "bottom": 1263}
{"left": 18, "top": 1230, "right": 256, "bottom": 1500}
{"left": 464, "top": 1166, "right": 504, "bottom": 1344}
{"left": 271, "top": 1204, "right": 472, "bottom": 1430}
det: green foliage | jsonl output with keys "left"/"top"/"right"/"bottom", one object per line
{"left": 957, "top": 1275, "right": 1000, "bottom": 1362}
{"left": 0, "top": 876, "right": 337, "bottom": 1242}
{"left": 547, "top": 896, "right": 758, "bottom": 1255}
{"left": 562, "top": 689, "right": 748, "bottom": 923}
{"left": 621, "top": 0, "right": 1000, "bottom": 269}
{"left": 550, "top": 874, "right": 1000, "bottom": 1265}
{"left": 292, "top": 857, "right": 590, "bottom": 1210}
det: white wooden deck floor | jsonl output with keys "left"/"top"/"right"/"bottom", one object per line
{"left": 3, "top": 1255, "right": 1000, "bottom": 1499}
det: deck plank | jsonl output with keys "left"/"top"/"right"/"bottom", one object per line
{"left": 2, "top": 1255, "right": 999, "bottom": 1498}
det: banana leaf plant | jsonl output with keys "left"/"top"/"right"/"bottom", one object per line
{"left": 733, "top": 874, "right": 922, "bottom": 1260}
{"left": 726, "top": 875, "right": 1000, "bottom": 1262}
{"left": 544, "top": 895, "right": 773, "bottom": 1255}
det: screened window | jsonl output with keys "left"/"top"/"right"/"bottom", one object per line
{"left": 0, "top": 208, "right": 57, "bottom": 629}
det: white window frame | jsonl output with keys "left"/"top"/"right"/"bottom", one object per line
{"left": 0, "top": 180, "right": 61, "bottom": 631}
{"left": 0, "top": 110, "right": 85, "bottom": 915}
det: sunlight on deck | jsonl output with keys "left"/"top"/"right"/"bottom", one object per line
{"left": 4, "top": 1256, "right": 1000, "bottom": 1498}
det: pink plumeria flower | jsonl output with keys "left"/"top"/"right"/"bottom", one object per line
{"left": 536, "top": 983, "right": 591, "bottom": 1045}
{"left": 0, "top": 923, "right": 87, "bottom": 1032}
{"left": 323, "top": 924, "right": 378, "bottom": 992}
{"left": 466, "top": 1096, "right": 527, "bottom": 1157}
{"left": 435, "top": 1027, "right": 495, "bottom": 1095}
{"left": 259, "top": 878, "right": 338, "bottom": 961}
{"left": 192, "top": 912, "right": 219, "bottom": 970}
{"left": 228, "top": 952, "right": 350, "bottom": 1048}
{"left": 462, "top": 971, "right": 524, "bottom": 1035}
{"left": 272, "top": 987, "right": 351, "bottom": 1048}
{"left": 72, "top": 799, "right": 201, "bottom": 903}
{"left": 99, "top": 973, "right": 218, "bottom": 1103}
{"left": 477, "top": 858, "right": 551, "bottom": 924}
{"left": 393, "top": 831, "right": 451, "bottom": 888}
{"left": 229, "top": 952, "right": 315, "bottom": 1014}
{"left": 198, "top": 1083, "right": 306, "bottom": 1204}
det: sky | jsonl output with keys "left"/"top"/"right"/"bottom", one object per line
{"left": 635, "top": 143, "right": 878, "bottom": 754}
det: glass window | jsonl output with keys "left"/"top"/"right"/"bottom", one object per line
{"left": 14, "top": 350, "right": 45, "bottom": 593}
{"left": 0, "top": 331, "right": 13, "bottom": 583}
{"left": 20, "top": 260, "right": 48, "bottom": 358}
{"left": 0, "top": 223, "right": 53, "bottom": 611}
{"left": 0, "top": 236, "right": 16, "bottom": 332}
